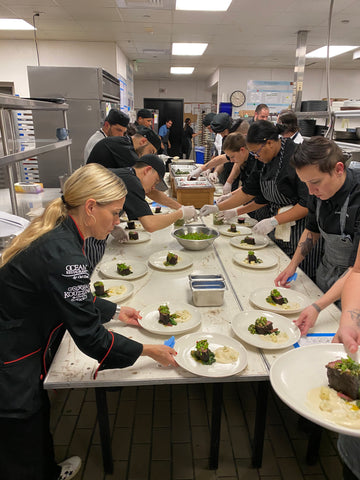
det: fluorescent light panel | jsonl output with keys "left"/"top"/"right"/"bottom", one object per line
{"left": 306, "top": 45, "right": 358, "bottom": 58}
{"left": 170, "top": 67, "right": 194, "bottom": 75}
{"left": 0, "top": 19, "right": 35, "bottom": 30}
{"left": 172, "top": 43, "right": 208, "bottom": 56}
{"left": 176, "top": 0, "right": 232, "bottom": 11}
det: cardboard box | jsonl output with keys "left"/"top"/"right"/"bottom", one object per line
{"left": 14, "top": 182, "right": 44, "bottom": 193}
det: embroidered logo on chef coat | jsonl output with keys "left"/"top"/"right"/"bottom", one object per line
{"left": 62, "top": 264, "right": 89, "bottom": 280}
{"left": 64, "top": 284, "right": 90, "bottom": 302}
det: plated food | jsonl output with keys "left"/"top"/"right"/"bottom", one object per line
{"left": 100, "top": 259, "right": 148, "bottom": 280}
{"left": 250, "top": 287, "right": 307, "bottom": 314}
{"left": 270, "top": 344, "right": 360, "bottom": 436}
{"left": 148, "top": 250, "right": 193, "bottom": 271}
{"left": 230, "top": 235, "right": 269, "bottom": 250}
{"left": 175, "top": 332, "right": 247, "bottom": 377}
{"left": 122, "top": 231, "right": 151, "bottom": 244}
{"left": 139, "top": 302, "right": 201, "bottom": 335}
{"left": 91, "top": 279, "right": 134, "bottom": 303}
{"left": 231, "top": 310, "right": 300, "bottom": 350}
{"left": 218, "top": 224, "right": 252, "bottom": 237}
{"left": 233, "top": 251, "right": 278, "bottom": 270}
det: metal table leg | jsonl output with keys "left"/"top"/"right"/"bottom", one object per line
{"left": 209, "top": 382, "right": 224, "bottom": 470}
{"left": 252, "top": 381, "right": 269, "bottom": 468}
{"left": 95, "top": 388, "right": 113, "bottom": 474}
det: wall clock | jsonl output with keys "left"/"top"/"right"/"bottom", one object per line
{"left": 230, "top": 90, "right": 246, "bottom": 107}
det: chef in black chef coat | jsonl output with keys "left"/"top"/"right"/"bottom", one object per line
{"left": 111, "top": 155, "right": 197, "bottom": 232}
{"left": 0, "top": 164, "right": 176, "bottom": 480}
{"left": 276, "top": 137, "right": 360, "bottom": 334}
{"left": 200, "top": 121, "right": 319, "bottom": 278}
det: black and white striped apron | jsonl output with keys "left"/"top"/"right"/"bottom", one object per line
{"left": 84, "top": 237, "right": 107, "bottom": 275}
{"left": 260, "top": 139, "right": 321, "bottom": 279}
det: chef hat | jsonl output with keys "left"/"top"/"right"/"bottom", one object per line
{"left": 105, "top": 109, "right": 130, "bottom": 127}
{"left": 210, "top": 113, "right": 232, "bottom": 133}
{"left": 203, "top": 112, "right": 216, "bottom": 127}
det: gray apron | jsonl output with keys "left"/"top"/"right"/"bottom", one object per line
{"left": 260, "top": 139, "right": 321, "bottom": 278}
{"left": 315, "top": 195, "right": 353, "bottom": 292}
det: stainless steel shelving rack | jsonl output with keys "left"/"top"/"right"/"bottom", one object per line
{"left": 296, "top": 110, "right": 360, "bottom": 160}
{"left": 0, "top": 94, "right": 72, "bottom": 215}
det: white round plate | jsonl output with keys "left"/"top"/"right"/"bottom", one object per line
{"left": 270, "top": 344, "right": 360, "bottom": 437}
{"left": 151, "top": 206, "right": 171, "bottom": 214}
{"left": 230, "top": 235, "right": 269, "bottom": 250}
{"left": 139, "top": 303, "right": 201, "bottom": 335}
{"left": 249, "top": 287, "right": 309, "bottom": 314}
{"left": 175, "top": 332, "right": 248, "bottom": 378}
{"left": 231, "top": 310, "right": 300, "bottom": 350}
{"left": 231, "top": 217, "right": 257, "bottom": 228}
{"left": 91, "top": 279, "right": 134, "bottom": 303}
{"left": 233, "top": 251, "right": 278, "bottom": 269}
{"left": 122, "top": 231, "right": 151, "bottom": 244}
{"left": 218, "top": 225, "right": 252, "bottom": 237}
{"left": 148, "top": 250, "right": 193, "bottom": 271}
{"left": 100, "top": 259, "right": 148, "bottom": 280}
{"left": 119, "top": 219, "right": 143, "bottom": 230}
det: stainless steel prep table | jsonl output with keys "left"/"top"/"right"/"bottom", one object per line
{"left": 44, "top": 217, "right": 341, "bottom": 473}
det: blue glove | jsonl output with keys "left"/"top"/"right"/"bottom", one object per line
{"left": 164, "top": 336, "right": 175, "bottom": 348}
{"left": 286, "top": 272, "right": 298, "bottom": 283}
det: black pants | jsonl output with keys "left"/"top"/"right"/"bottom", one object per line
{"left": 0, "top": 391, "right": 60, "bottom": 480}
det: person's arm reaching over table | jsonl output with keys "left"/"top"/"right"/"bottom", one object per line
{"left": 334, "top": 247, "right": 360, "bottom": 353}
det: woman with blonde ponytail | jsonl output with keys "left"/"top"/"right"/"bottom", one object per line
{"left": 0, "top": 163, "right": 176, "bottom": 480}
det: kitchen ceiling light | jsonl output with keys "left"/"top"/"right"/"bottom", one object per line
{"left": 0, "top": 19, "right": 35, "bottom": 30}
{"left": 176, "top": 0, "right": 232, "bottom": 11}
{"left": 170, "top": 67, "right": 194, "bottom": 74}
{"left": 306, "top": 45, "right": 358, "bottom": 58}
{"left": 172, "top": 43, "right": 208, "bottom": 56}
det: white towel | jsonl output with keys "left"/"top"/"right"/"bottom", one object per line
{"left": 274, "top": 205, "right": 295, "bottom": 242}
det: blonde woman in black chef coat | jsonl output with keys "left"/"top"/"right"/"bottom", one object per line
{"left": 200, "top": 120, "right": 319, "bottom": 278}
{"left": 0, "top": 163, "right": 176, "bottom": 480}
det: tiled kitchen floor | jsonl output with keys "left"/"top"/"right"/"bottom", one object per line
{"left": 49, "top": 382, "right": 343, "bottom": 480}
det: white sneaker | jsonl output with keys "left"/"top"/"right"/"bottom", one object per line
{"left": 58, "top": 456, "right": 82, "bottom": 480}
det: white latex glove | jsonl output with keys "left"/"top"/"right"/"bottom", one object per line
{"left": 252, "top": 217, "right": 278, "bottom": 235}
{"left": 208, "top": 171, "right": 218, "bottom": 183}
{"left": 110, "top": 225, "right": 129, "bottom": 243}
{"left": 181, "top": 205, "right": 198, "bottom": 222}
{"left": 199, "top": 204, "right": 219, "bottom": 217}
{"left": 215, "top": 192, "right": 232, "bottom": 205}
{"left": 217, "top": 209, "right": 238, "bottom": 221}
{"left": 187, "top": 166, "right": 203, "bottom": 180}
{"left": 223, "top": 182, "right": 232, "bottom": 195}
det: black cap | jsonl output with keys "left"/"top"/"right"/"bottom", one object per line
{"left": 211, "top": 113, "right": 232, "bottom": 133}
{"left": 138, "top": 154, "right": 168, "bottom": 191}
{"left": 137, "top": 126, "right": 161, "bottom": 152}
{"left": 137, "top": 108, "right": 153, "bottom": 120}
{"left": 203, "top": 112, "right": 216, "bottom": 127}
{"left": 105, "top": 109, "right": 130, "bottom": 127}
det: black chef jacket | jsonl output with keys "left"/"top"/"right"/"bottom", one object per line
{"left": 306, "top": 167, "right": 360, "bottom": 264}
{"left": 111, "top": 167, "right": 153, "bottom": 220}
{"left": 0, "top": 216, "right": 142, "bottom": 418}
{"left": 87, "top": 136, "right": 138, "bottom": 169}
{"left": 242, "top": 140, "right": 309, "bottom": 208}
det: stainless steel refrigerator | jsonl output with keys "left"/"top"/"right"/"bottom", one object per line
{"left": 27, "top": 66, "right": 120, "bottom": 187}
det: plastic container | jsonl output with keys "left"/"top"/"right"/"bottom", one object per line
{"left": 195, "top": 146, "right": 205, "bottom": 164}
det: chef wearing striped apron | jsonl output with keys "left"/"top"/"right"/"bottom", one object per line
{"left": 242, "top": 121, "right": 321, "bottom": 279}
